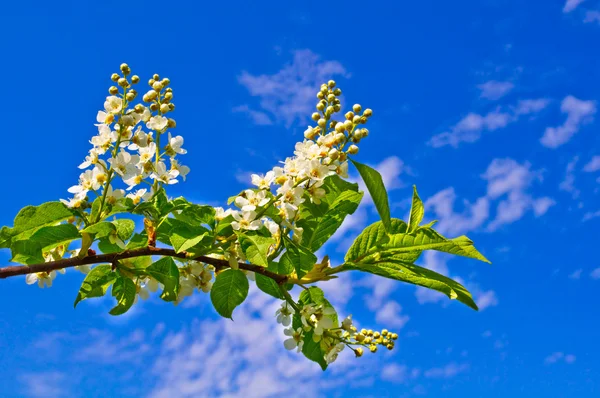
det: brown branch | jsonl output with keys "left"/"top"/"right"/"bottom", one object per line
{"left": 0, "top": 246, "right": 288, "bottom": 284}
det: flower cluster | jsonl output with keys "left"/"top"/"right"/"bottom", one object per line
{"left": 62, "top": 64, "right": 189, "bottom": 212}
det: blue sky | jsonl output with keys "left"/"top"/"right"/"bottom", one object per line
{"left": 0, "top": 0, "right": 599, "bottom": 396}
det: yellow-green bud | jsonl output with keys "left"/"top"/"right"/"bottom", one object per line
{"left": 318, "top": 118, "right": 326, "bottom": 128}
{"left": 152, "top": 73, "right": 160, "bottom": 80}
{"left": 317, "top": 92, "right": 325, "bottom": 100}
{"left": 353, "top": 104, "right": 362, "bottom": 113}
{"left": 134, "top": 104, "right": 145, "bottom": 113}
{"left": 327, "top": 93, "right": 335, "bottom": 102}
{"left": 382, "top": 329, "right": 388, "bottom": 336}
{"left": 391, "top": 333, "right": 398, "bottom": 340}
{"left": 356, "top": 333, "right": 365, "bottom": 342}
{"left": 327, "top": 80, "right": 336, "bottom": 88}
{"left": 316, "top": 102, "right": 326, "bottom": 111}
{"left": 150, "top": 103, "right": 158, "bottom": 111}
{"left": 352, "top": 115, "right": 361, "bottom": 124}
{"left": 333, "top": 104, "right": 342, "bottom": 112}
{"left": 109, "top": 86, "right": 119, "bottom": 95}
{"left": 160, "top": 103, "right": 169, "bottom": 114}
{"left": 343, "top": 120, "right": 353, "bottom": 131}
{"left": 362, "top": 128, "right": 369, "bottom": 137}
{"left": 369, "top": 344, "right": 378, "bottom": 353}
{"left": 120, "top": 63, "right": 130, "bottom": 75}
{"left": 334, "top": 132, "right": 345, "bottom": 143}
{"left": 386, "top": 344, "right": 394, "bottom": 350}
{"left": 330, "top": 120, "right": 338, "bottom": 129}
{"left": 144, "top": 90, "right": 158, "bottom": 101}
{"left": 360, "top": 116, "right": 368, "bottom": 124}
{"left": 367, "top": 329, "right": 374, "bottom": 336}
{"left": 326, "top": 106, "right": 334, "bottom": 115}
{"left": 165, "top": 87, "right": 173, "bottom": 93}
{"left": 364, "top": 108, "right": 373, "bottom": 117}
{"left": 328, "top": 148, "right": 339, "bottom": 160}
{"left": 335, "top": 123, "right": 346, "bottom": 133}
{"left": 345, "top": 111, "right": 354, "bottom": 120}
{"left": 339, "top": 152, "right": 347, "bottom": 161}
{"left": 164, "top": 91, "right": 173, "bottom": 101}
{"left": 167, "top": 118, "right": 176, "bottom": 128}
{"left": 131, "top": 75, "right": 140, "bottom": 84}
{"left": 333, "top": 88, "right": 342, "bottom": 96}
{"left": 152, "top": 81, "right": 163, "bottom": 91}
{"left": 117, "top": 77, "right": 128, "bottom": 88}
{"left": 354, "top": 347, "right": 364, "bottom": 357}
{"left": 364, "top": 336, "right": 373, "bottom": 344}
{"left": 304, "top": 127, "right": 316, "bottom": 139}
{"left": 360, "top": 329, "right": 368, "bottom": 335}
{"left": 111, "top": 73, "right": 120, "bottom": 82}
{"left": 373, "top": 332, "right": 381, "bottom": 339}
{"left": 311, "top": 112, "right": 320, "bottom": 121}
{"left": 148, "top": 78, "right": 156, "bottom": 86}
{"left": 348, "top": 145, "right": 359, "bottom": 155}
{"left": 125, "top": 92, "right": 136, "bottom": 101}
{"left": 168, "top": 103, "right": 175, "bottom": 111}
{"left": 161, "top": 78, "right": 170, "bottom": 86}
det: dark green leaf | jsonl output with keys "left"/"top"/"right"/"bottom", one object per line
{"left": 255, "top": 273, "right": 284, "bottom": 299}
{"left": 350, "top": 159, "right": 391, "bottom": 232}
{"left": 301, "top": 331, "right": 328, "bottom": 370}
{"left": 74, "top": 265, "right": 117, "bottom": 308}
{"left": 109, "top": 275, "right": 137, "bottom": 315}
{"left": 345, "top": 219, "right": 408, "bottom": 263}
{"left": 237, "top": 232, "right": 275, "bottom": 267}
{"left": 146, "top": 257, "right": 180, "bottom": 302}
{"left": 281, "top": 238, "right": 317, "bottom": 279}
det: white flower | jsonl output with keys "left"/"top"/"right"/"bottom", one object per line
{"left": 325, "top": 343, "right": 345, "bottom": 364}
{"left": 60, "top": 192, "right": 86, "bottom": 209}
{"left": 126, "top": 189, "right": 150, "bottom": 205}
{"left": 123, "top": 170, "right": 146, "bottom": 189}
{"left": 234, "top": 190, "right": 269, "bottom": 212}
{"left": 26, "top": 271, "right": 57, "bottom": 288}
{"left": 304, "top": 159, "right": 334, "bottom": 182}
{"left": 277, "top": 181, "right": 305, "bottom": 207}
{"left": 104, "top": 96, "right": 123, "bottom": 114}
{"left": 214, "top": 207, "right": 233, "bottom": 221}
{"left": 170, "top": 159, "right": 190, "bottom": 181}
{"left": 146, "top": 115, "right": 168, "bottom": 132}
{"left": 300, "top": 304, "right": 317, "bottom": 328}
{"left": 231, "top": 210, "right": 261, "bottom": 231}
{"left": 341, "top": 315, "right": 353, "bottom": 331}
{"left": 128, "top": 128, "right": 152, "bottom": 151}
{"left": 75, "top": 265, "right": 92, "bottom": 274}
{"left": 137, "top": 142, "right": 156, "bottom": 165}
{"left": 276, "top": 302, "right": 295, "bottom": 326}
{"left": 151, "top": 162, "right": 179, "bottom": 185}
{"left": 251, "top": 171, "right": 275, "bottom": 190}
{"left": 283, "top": 327, "right": 304, "bottom": 352}
{"left": 109, "top": 151, "right": 139, "bottom": 178}
{"left": 263, "top": 218, "right": 280, "bottom": 236}
{"left": 165, "top": 133, "right": 187, "bottom": 156}
{"left": 336, "top": 161, "right": 349, "bottom": 178}
{"left": 313, "top": 306, "right": 336, "bottom": 336}
{"left": 79, "top": 149, "right": 100, "bottom": 169}
{"left": 102, "top": 186, "right": 125, "bottom": 205}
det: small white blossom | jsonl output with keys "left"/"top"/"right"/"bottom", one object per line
{"left": 146, "top": 115, "right": 168, "bottom": 132}
{"left": 276, "top": 302, "right": 295, "bottom": 326}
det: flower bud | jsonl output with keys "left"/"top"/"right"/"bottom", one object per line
{"left": 343, "top": 120, "right": 353, "bottom": 131}
{"left": 304, "top": 127, "right": 316, "bottom": 139}
{"left": 363, "top": 108, "right": 373, "bottom": 117}
{"left": 373, "top": 332, "right": 381, "bottom": 339}
{"left": 316, "top": 102, "right": 325, "bottom": 111}
{"left": 328, "top": 148, "right": 339, "bottom": 160}
{"left": 333, "top": 104, "right": 341, "bottom": 112}
{"left": 134, "top": 104, "right": 145, "bottom": 113}
{"left": 356, "top": 333, "right": 365, "bottom": 342}
{"left": 148, "top": 78, "right": 155, "bottom": 86}
{"left": 327, "top": 93, "right": 335, "bottom": 102}
{"left": 339, "top": 152, "right": 347, "bottom": 161}
{"left": 335, "top": 123, "right": 346, "bottom": 133}
{"left": 386, "top": 344, "right": 394, "bottom": 350}
{"left": 360, "top": 116, "right": 368, "bottom": 124}
{"left": 391, "top": 333, "right": 398, "bottom": 340}
{"left": 317, "top": 118, "right": 326, "bottom": 128}
{"left": 164, "top": 91, "right": 173, "bottom": 101}
{"left": 120, "top": 63, "right": 130, "bottom": 75}
{"left": 382, "top": 329, "right": 388, "bottom": 336}
{"left": 369, "top": 344, "right": 378, "bottom": 353}
{"left": 311, "top": 112, "right": 320, "bottom": 121}
{"left": 353, "top": 104, "right": 362, "bottom": 113}
{"left": 125, "top": 92, "right": 136, "bottom": 101}
{"left": 167, "top": 118, "right": 177, "bottom": 128}
{"left": 352, "top": 115, "right": 361, "bottom": 124}
{"left": 327, "top": 80, "right": 336, "bottom": 88}
{"left": 168, "top": 103, "right": 175, "bottom": 111}
{"left": 117, "top": 77, "right": 129, "bottom": 88}
{"left": 361, "top": 128, "right": 369, "bottom": 137}
{"left": 354, "top": 347, "right": 364, "bottom": 357}
{"left": 161, "top": 78, "right": 170, "bottom": 86}
{"left": 326, "top": 106, "right": 334, "bottom": 116}
{"left": 111, "top": 73, "right": 120, "bottom": 82}
{"left": 334, "top": 132, "right": 345, "bottom": 142}
{"left": 333, "top": 88, "right": 342, "bottom": 96}
{"left": 130, "top": 75, "right": 140, "bottom": 84}
{"left": 348, "top": 145, "right": 359, "bottom": 155}
{"left": 152, "top": 81, "right": 163, "bottom": 91}
{"left": 109, "top": 86, "right": 119, "bottom": 95}
{"left": 152, "top": 73, "right": 160, "bottom": 81}
{"left": 160, "top": 103, "right": 169, "bottom": 114}
{"left": 150, "top": 103, "right": 158, "bottom": 111}
{"left": 317, "top": 92, "right": 325, "bottom": 100}
{"left": 345, "top": 111, "right": 354, "bottom": 120}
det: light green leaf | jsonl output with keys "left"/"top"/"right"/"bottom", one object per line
{"left": 81, "top": 222, "right": 116, "bottom": 239}
{"left": 301, "top": 331, "right": 328, "bottom": 371}
{"left": 340, "top": 260, "right": 478, "bottom": 310}
{"left": 109, "top": 274, "right": 137, "bottom": 315}
{"left": 345, "top": 219, "right": 408, "bottom": 263}
{"left": 10, "top": 240, "right": 45, "bottom": 265}
{"left": 74, "top": 265, "right": 117, "bottom": 308}
{"left": 112, "top": 219, "right": 135, "bottom": 241}
{"left": 146, "top": 257, "right": 180, "bottom": 302}
{"left": 0, "top": 202, "right": 74, "bottom": 248}
{"left": 210, "top": 269, "right": 249, "bottom": 319}
{"left": 28, "top": 223, "right": 81, "bottom": 250}
{"left": 350, "top": 159, "right": 391, "bottom": 232}
{"left": 281, "top": 238, "right": 317, "bottom": 279}
{"left": 407, "top": 186, "right": 424, "bottom": 233}
{"left": 237, "top": 232, "right": 275, "bottom": 267}
{"left": 268, "top": 259, "right": 294, "bottom": 276}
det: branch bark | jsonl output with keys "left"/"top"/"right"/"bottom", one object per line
{"left": 0, "top": 246, "right": 288, "bottom": 284}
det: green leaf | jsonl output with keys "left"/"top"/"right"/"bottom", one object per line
{"left": 74, "top": 265, "right": 117, "bottom": 308}
{"left": 81, "top": 222, "right": 116, "bottom": 239}
{"left": 298, "top": 287, "right": 338, "bottom": 325}
{"left": 385, "top": 227, "right": 490, "bottom": 263}
{"left": 10, "top": 240, "right": 45, "bottom": 265}
{"left": 297, "top": 175, "right": 363, "bottom": 251}
{"left": 255, "top": 273, "right": 284, "bottom": 299}
{"left": 301, "top": 331, "right": 328, "bottom": 370}
{"left": 112, "top": 219, "right": 135, "bottom": 241}
{"left": 345, "top": 219, "right": 408, "bottom": 263}
{"left": 146, "top": 257, "right": 180, "bottom": 302}
{"left": 0, "top": 202, "right": 74, "bottom": 248}
{"left": 109, "top": 274, "right": 137, "bottom": 315}
{"left": 210, "top": 269, "right": 249, "bottom": 319}
{"left": 268, "top": 259, "right": 294, "bottom": 276}
{"left": 28, "top": 223, "right": 81, "bottom": 250}
{"left": 407, "top": 186, "right": 424, "bottom": 233}
{"left": 340, "top": 260, "right": 478, "bottom": 310}
{"left": 168, "top": 222, "right": 209, "bottom": 253}
{"left": 237, "top": 232, "right": 275, "bottom": 267}
{"left": 281, "top": 238, "right": 317, "bottom": 279}
{"left": 350, "top": 158, "right": 391, "bottom": 232}
{"left": 173, "top": 203, "right": 216, "bottom": 227}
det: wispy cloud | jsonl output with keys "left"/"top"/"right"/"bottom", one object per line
{"left": 540, "top": 95, "right": 596, "bottom": 148}
{"left": 584, "top": 10, "right": 600, "bottom": 23}
{"left": 429, "top": 98, "right": 549, "bottom": 148}
{"left": 583, "top": 155, "right": 600, "bottom": 172}
{"left": 544, "top": 352, "right": 576, "bottom": 365}
{"left": 424, "top": 362, "right": 469, "bottom": 379}
{"left": 478, "top": 80, "right": 514, "bottom": 100}
{"left": 236, "top": 49, "right": 348, "bottom": 127}
{"left": 559, "top": 156, "right": 580, "bottom": 199}
{"left": 569, "top": 269, "right": 583, "bottom": 279}
{"left": 563, "top": 0, "right": 585, "bottom": 13}
{"left": 381, "top": 364, "right": 420, "bottom": 383}
{"left": 18, "top": 371, "right": 69, "bottom": 398}
{"left": 590, "top": 267, "right": 600, "bottom": 279}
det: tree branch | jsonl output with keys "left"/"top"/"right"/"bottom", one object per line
{"left": 0, "top": 246, "right": 288, "bottom": 284}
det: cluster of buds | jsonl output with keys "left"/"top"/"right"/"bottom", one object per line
{"left": 353, "top": 327, "right": 398, "bottom": 353}
{"left": 61, "top": 64, "right": 189, "bottom": 211}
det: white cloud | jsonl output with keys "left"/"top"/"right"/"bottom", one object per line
{"left": 590, "top": 267, "right": 600, "bottom": 279}
{"left": 19, "top": 371, "right": 68, "bottom": 398}
{"left": 381, "top": 364, "right": 420, "bottom": 383}
{"left": 424, "top": 188, "right": 489, "bottom": 236}
{"left": 429, "top": 98, "right": 549, "bottom": 148}
{"left": 375, "top": 300, "right": 410, "bottom": 329}
{"left": 545, "top": 352, "right": 576, "bottom": 365}
{"left": 478, "top": 80, "right": 514, "bottom": 100}
{"left": 583, "top": 210, "right": 600, "bottom": 221}
{"left": 482, "top": 158, "right": 555, "bottom": 231}
{"left": 583, "top": 155, "right": 600, "bottom": 172}
{"left": 237, "top": 49, "right": 348, "bottom": 127}
{"left": 232, "top": 105, "right": 273, "bottom": 126}
{"left": 540, "top": 95, "right": 596, "bottom": 148}
{"left": 424, "top": 362, "right": 469, "bottom": 379}
{"left": 475, "top": 290, "right": 499, "bottom": 311}
{"left": 584, "top": 10, "right": 600, "bottom": 23}
{"left": 569, "top": 269, "right": 583, "bottom": 279}
{"left": 559, "top": 156, "right": 580, "bottom": 198}
{"left": 563, "top": 0, "right": 585, "bottom": 13}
